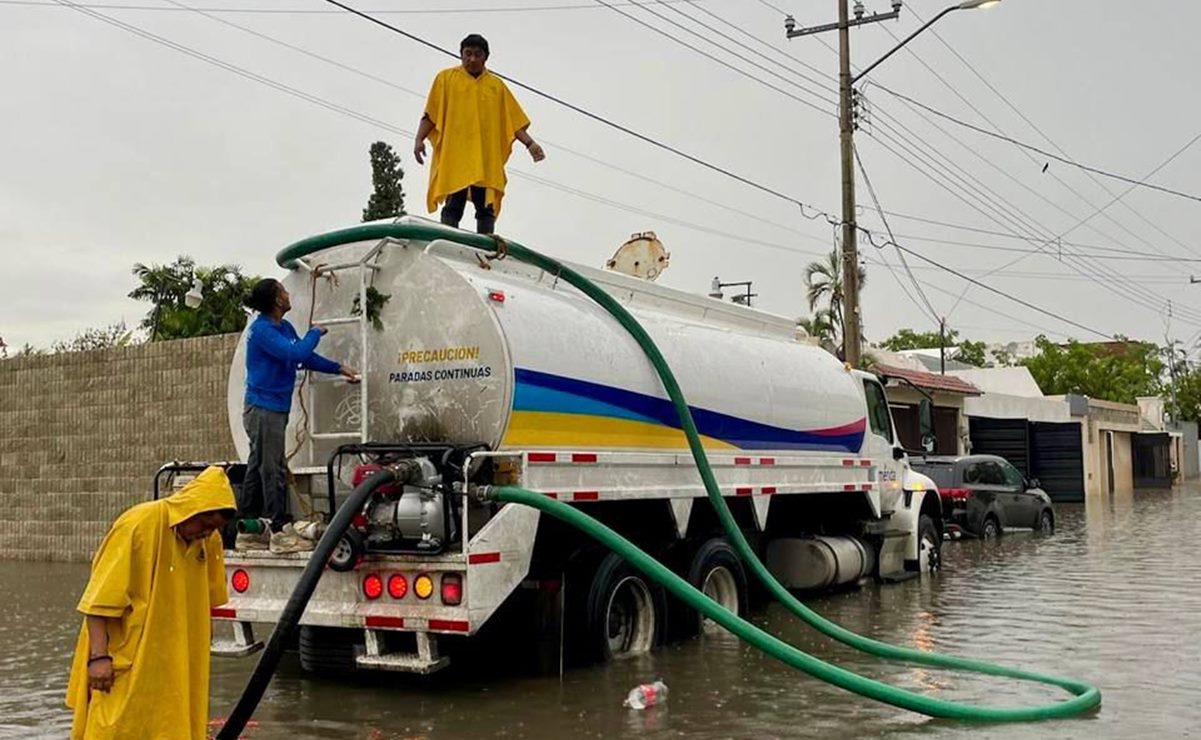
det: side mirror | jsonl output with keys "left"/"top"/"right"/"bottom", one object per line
{"left": 1029, "top": 478, "right": 1041, "bottom": 489}
{"left": 918, "top": 398, "right": 935, "bottom": 452}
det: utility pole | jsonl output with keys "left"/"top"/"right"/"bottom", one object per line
{"left": 786, "top": 0, "right": 1001, "bottom": 367}
{"left": 939, "top": 317, "right": 947, "bottom": 375}
{"left": 837, "top": 0, "right": 861, "bottom": 368}
{"left": 787, "top": 2, "right": 902, "bottom": 367}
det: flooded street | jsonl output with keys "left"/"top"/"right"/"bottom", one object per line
{"left": 4, "top": 486, "right": 1200, "bottom": 739}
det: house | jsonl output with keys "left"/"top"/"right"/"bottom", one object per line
{"left": 872, "top": 361, "right": 981, "bottom": 455}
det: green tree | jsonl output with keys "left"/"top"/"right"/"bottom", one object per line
{"left": 879, "top": 326, "right": 989, "bottom": 367}
{"left": 129, "top": 256, "right": 257, "bottom": 341}
{"left": 51, "top": 320, "right": 136, "bottom": 353}
{"left": 1023, "top": 335, "right": 1163, "bottom": 403}
{"left": 362, "top": 141, "right": 406, "bottom": 221}
{"left": 804, "top": 251, "right": 866, "bottom": 348}
{"left": 1169, "top": 366, "right": 1201, "bottom": 423}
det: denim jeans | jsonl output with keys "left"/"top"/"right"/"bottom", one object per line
{"left": 240, "top": 405, "right": 290, "bottom": 532}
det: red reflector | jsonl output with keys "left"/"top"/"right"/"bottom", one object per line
{"left": 842, "top": 459, "right": 855, "bottom": 466}
{"left": 363, "top": 573, "right": 384, "bottom": 600}
{"left": 735, "top": 487, "right": 753, "bottom": 496}
{"left": 441, "top": 573, "right": 463, "bottom": 606}
{"left": 734, "top": 457, "right": 751, "bottom": 465}
{"left": 388, "top": 574, "right": 408, "bottom": 599}
{"left": 573, "top": 491, "right": 599, "bottom": 501}
{"left": 488, "top": 290, "right": 505, "bottom": 303}
{"left": 365, "top": 616, "right": 405, "bottom": 629}
{"left": 528, "top": 452, "right": 556, "bottom": 464}
{"left": 759, "top": 458, "right": 775, "bottom": 466}
{"left": 429, "top": 619, "right": 470, "bottom": 633}
{"left": 844, "top": 483, "right": 857, "bottom": 491}
{"left": 211, "top": 607, "right": 237, "bottom": 619}
{"left": 231, "top": 569, "right": 250, "bottom": 594}
{"left": 469, "top": 552, "right": 501, "bottom": 565}
{"left": 571, "top": 453, "right": 598, "bottom": 464}
{"left": 762, "top": 487, "right": 777, "bottom": 495}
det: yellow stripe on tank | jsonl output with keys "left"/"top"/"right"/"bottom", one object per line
{"left": 501, "top": 411, "right": 737, "bottom": 450}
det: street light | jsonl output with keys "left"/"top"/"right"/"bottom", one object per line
{"left": 853, "top": 0, "right": 1001, "bottom": 84}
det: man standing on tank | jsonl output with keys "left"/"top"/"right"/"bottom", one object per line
{"left": 413, "top": 33, "right": 545, "bottom": 234}
{"left": 238, "top": 278, "right": 358, "bottom": 551}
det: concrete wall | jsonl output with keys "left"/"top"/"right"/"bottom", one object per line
{"left": 964, "top": 393, "right": 1071, "bottom": 423}
{"left": 0, "top": 334, "right": 239, "bottom": 562}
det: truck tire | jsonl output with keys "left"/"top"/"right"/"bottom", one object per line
{"left": 917, "top": 515, "right": 942, "bottom": 575}
{"left": 568, "top": 551, "right": 666, "bottom": 664}
{"left": 298, "top": 626, "right": 360, "bottom": 674}
{"left": 684, "top": 537, "right": 748, "bottom": 638}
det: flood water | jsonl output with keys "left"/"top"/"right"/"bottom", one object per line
{"left": 4, "top": 485, "right": 1200, "bottom": 739}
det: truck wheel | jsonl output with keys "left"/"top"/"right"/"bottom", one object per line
{"left": 685, "top": 538, "right": 748, "bottom": 637}
{"left": 572, "top": 552, "right": 665, "bottom": 663}
{"left": 298, "top": 626, "right": 360, "bottom": 674}
{"left": 328, "top": 528, "right": 365, "bottom": 573}
{"left": 917, "top": 515, "right": 941, "bottom": 574}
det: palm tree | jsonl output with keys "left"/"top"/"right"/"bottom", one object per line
{"left": 797, "top": 309, "right": 837, "bottom": 353}
{"left": 804, "top": 250, "right": 866, "bottom": 345}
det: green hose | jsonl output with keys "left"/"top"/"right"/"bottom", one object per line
{"left": 277, "top": 223, "right": 1101, "bottom": 721}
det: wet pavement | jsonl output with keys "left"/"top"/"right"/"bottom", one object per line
{"left": 3, "top": 485, "right": 1199, "bottom": 739}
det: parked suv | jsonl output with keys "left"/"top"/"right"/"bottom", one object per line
{"left": 911, "top": 455, "right": 1055, "bottom": 539}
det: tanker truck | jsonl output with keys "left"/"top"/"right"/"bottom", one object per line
{"left": 206, "top": 218, "right": 943, "bottom": 674}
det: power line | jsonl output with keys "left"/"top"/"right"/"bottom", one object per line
{"left": 43, "top": 0, "right": 827, "bottom": 262}
{"left": 872, "top": 84, "right": 1201, "bottom": 205}
{"left": 152, "top": 0, "right": 831, "bottom": 249}
{"left": 2, "top": 0, "right": 701, "bottom": 12}
{"left": 853, "top": 143, "right": 939, "bottom": 325}
{"left": 918, "top": 13, "right": 1201, "bottom": 262}
{"left": 592, "top": 0, "right": 837, "bottom": 116}
{"left": 862, "top": 233, "right": 1114, "bottom": 340}
{"left": 863, "top": 131, "right": 1201, "bottom": 324}
{"left": 318, "top": 0, "right": 819, "bottom": 210}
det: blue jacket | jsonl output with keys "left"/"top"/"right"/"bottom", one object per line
{"left": 244, "top": 315, "right": 342, "bottom": 413}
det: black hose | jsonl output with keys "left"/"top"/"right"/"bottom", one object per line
{"left": 216, "top": 467, "right": 401, "bottom": 739}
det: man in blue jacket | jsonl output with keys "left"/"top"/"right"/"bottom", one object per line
{"left": 238, "top": 278, "right": 358, "bottom": 550}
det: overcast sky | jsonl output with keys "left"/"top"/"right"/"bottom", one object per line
{"left": 2, "top": 0, "right": 1199, "bottom": 353}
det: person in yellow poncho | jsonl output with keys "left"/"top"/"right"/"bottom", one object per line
{"left": 414, "top": 33, "right": 545, "bottom": 234}
{"left": 65, "top": 466, "right": 237, "bottom": 740}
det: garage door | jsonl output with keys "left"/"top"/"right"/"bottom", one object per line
{"left": 968, "top": 417, "right": 1029, "bottom": 475}
{"left": 1030, "top": 421, "right": 1085, "bottom": 503}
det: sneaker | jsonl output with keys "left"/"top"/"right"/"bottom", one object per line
{"left": 292, "top": 519, "right": 326, "bottom": 542}
{"left": 234, "top": 518, "right": 271, "bottom": 551}
{"left": 269, "top": 525, "right": 316, "bottom": 554}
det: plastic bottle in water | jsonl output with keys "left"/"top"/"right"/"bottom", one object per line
{"left": 623, "top": 680, "right": 668, "bottom": 710}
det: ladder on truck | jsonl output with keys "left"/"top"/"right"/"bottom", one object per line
{"left": 291, "top": 241, "right": 388, "bottom": 508}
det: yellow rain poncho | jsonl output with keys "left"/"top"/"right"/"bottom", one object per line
{"left": 424, "top": 66, "right": 531, "bottom": 217}
{"left": 66, "top": 466, "right": 235, "bottom": 740}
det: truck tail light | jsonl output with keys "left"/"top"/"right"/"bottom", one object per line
{"left": 363, "top": 573, "right": 384, "bottom": 600}
{"left": 441, "top": 573, "right": 463, "bottom": 606}
{"left": 231, "top": 569, "right": 250, "bottom": 594}
{"left": 388, "top": 574, "right": 408, "bottom": 599}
